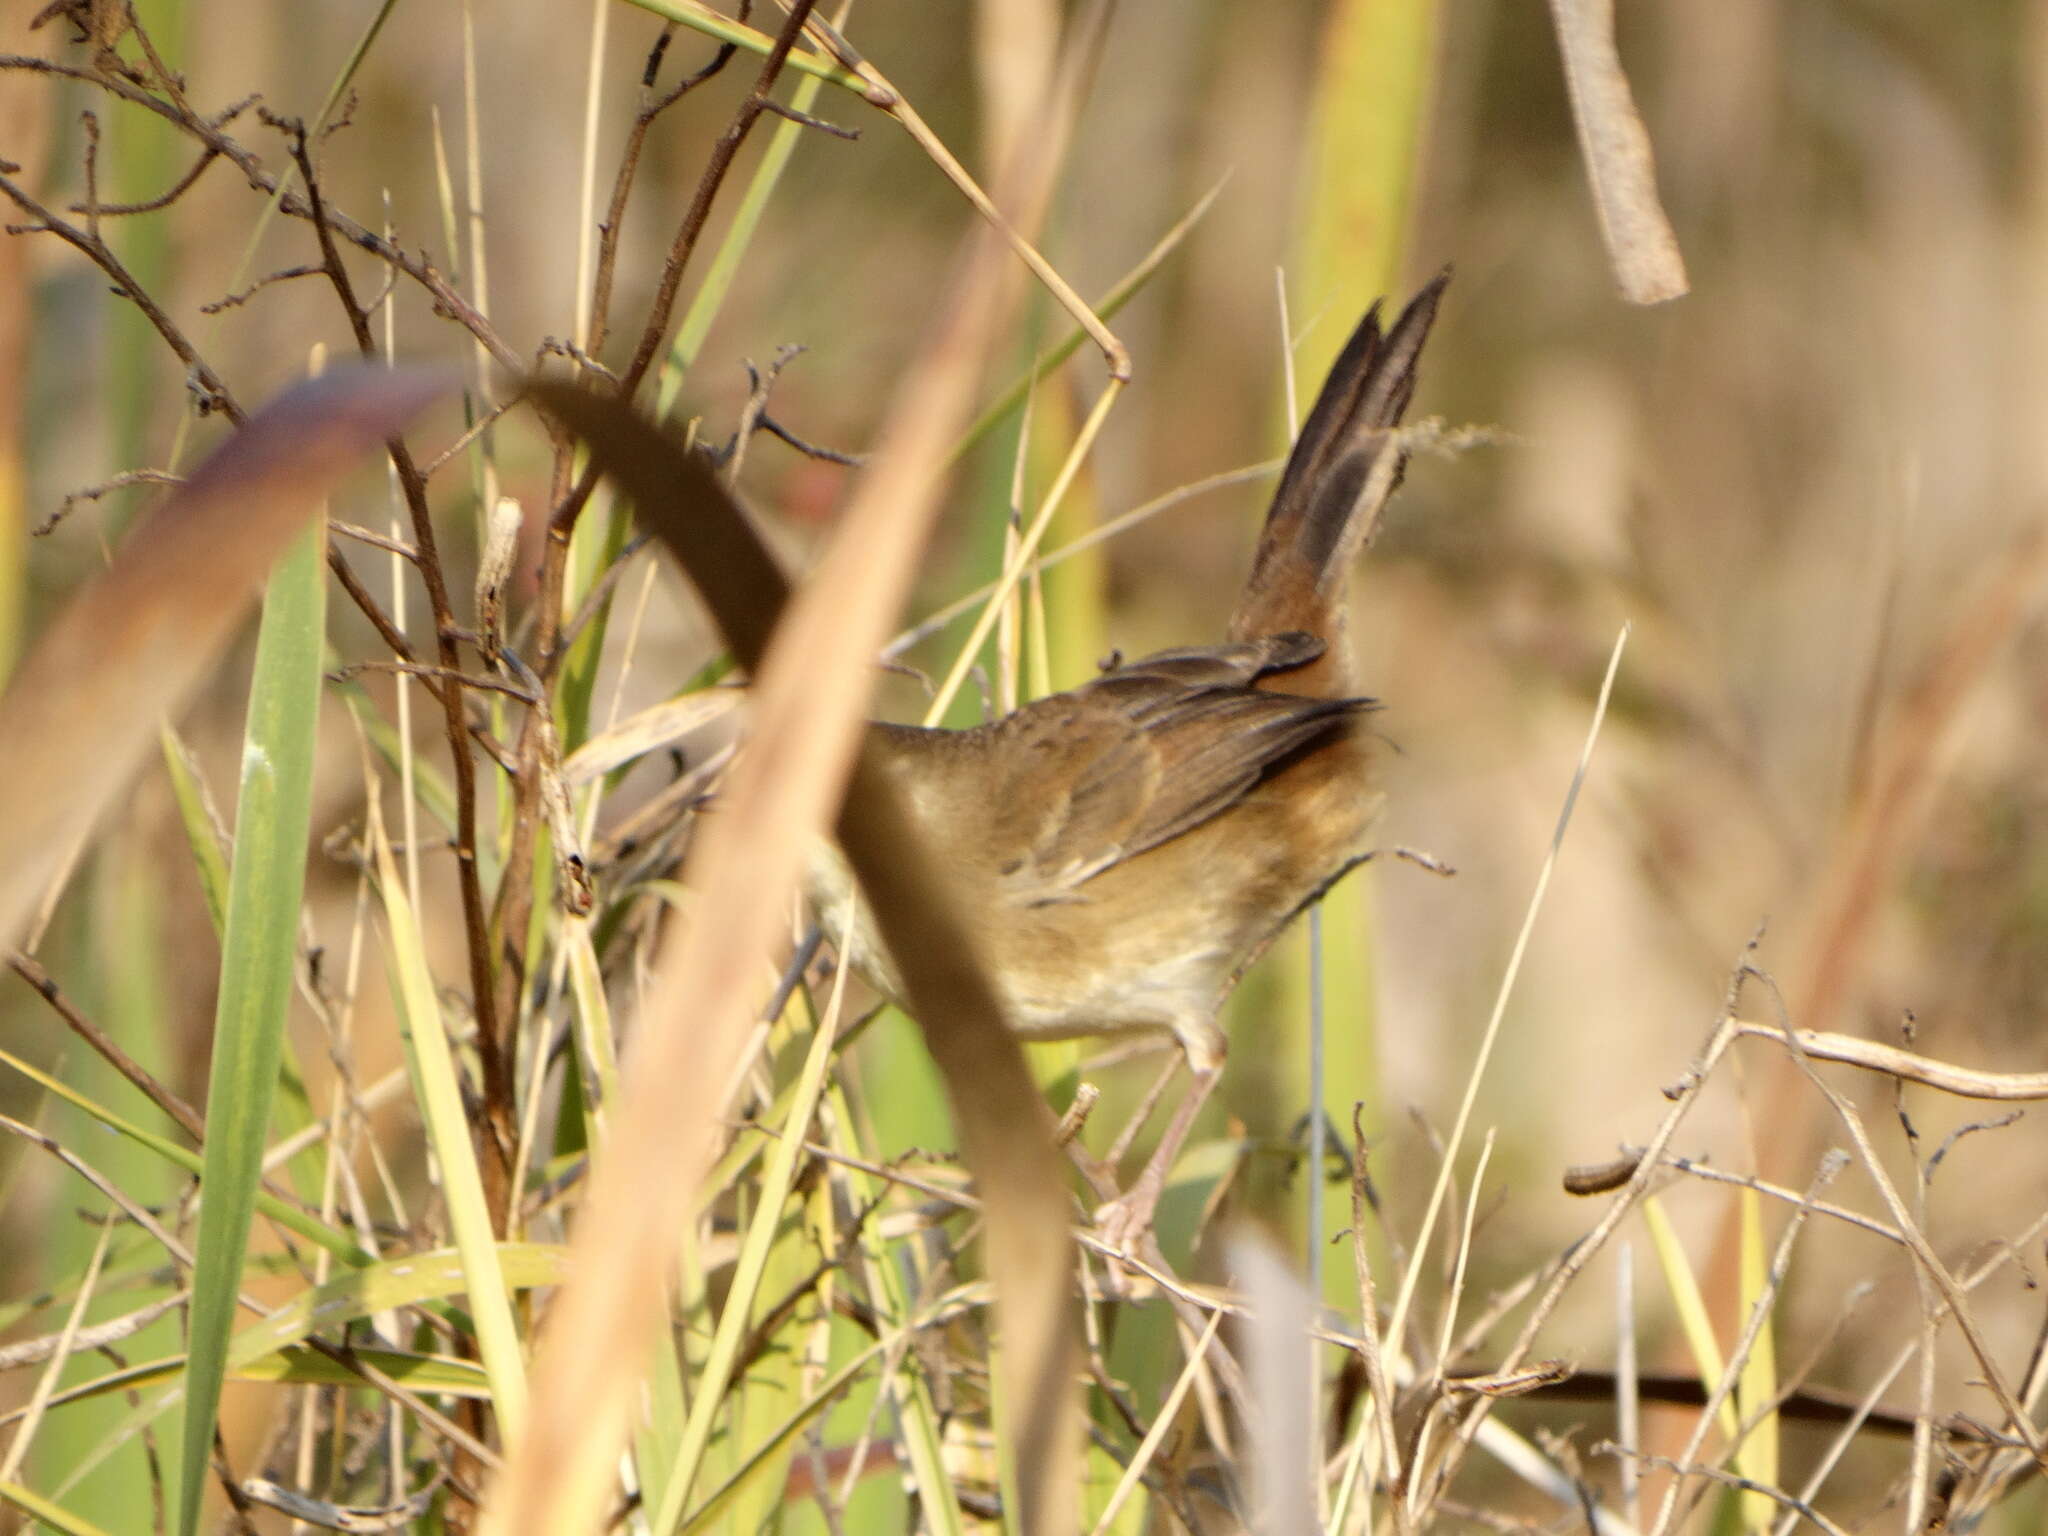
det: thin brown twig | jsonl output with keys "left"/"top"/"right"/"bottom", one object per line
{"left": 0, "top": 52, "right": 523, "bottom": 374}
{"left": 585, "top": 19, "right": 742, "bottom": 362}
{"left": 756, "top": 97, "right": 858, "bottom": 140}
{"left": 0, "top": 166, "right": 243, "bottom": 423}
{"left": 324, "top": 548, "right": 515, "bottom": 777}
{"left": 492, "top": 0, "right": 825, "bottom": 1052}
{"left": 1601, "top": 1450, "right": 1848, "bottom": 1536}
{"left": 330, "top": 660, "right": 538, "bottom": 704}
{"left": 328, "top": 519, "right": 418, "bottom": 563}
{"left": 123, "top": 6, "right": 196, "bottom": 118}
{"left": 554, "top": 534, "right": 654, "bottom": 657}
{"left": 287, "top": 115, "right": 516, "bottom": 1202}
{"left": 1435, "top": 961, "right": 1752, "bottom": 1489}
{"left": 419, "top": 395, "right": 521, "bottom": 479}
{"left": 199, "top": 263, "right": 324, "bottom": 313}
{"left": 34, "top": 468, "right": 184, "bottom": 536}
{"left": 73, "top": 131, "right": 226, "bottom": 217}
{"left": 0, "top": 1113, "right": 200, "bottom": 1276}
{"left": 9, "top": 953, "right": 204, "bottom": 1144}
{"left": 78, "top": 108, "right": 101, "bottom": 245}
{"left": 0, "top": 1291, "right": 188, "bottom": 1370}
{"left": 1348, "top": 1105, "right": 1406, "bottom": 1522}
{"left": 536, "top": 337, "right": 620, "bottom": 386}
{"left": 1656, "top": 1154, "right": 1902, "bottom": 1245}
{"left": 1644, "top": 1150, "right": 1845, "bottom": 1536}
{"left": 757, "top": 411, "right": 863, "bottom": 466}
{"left": 6, "top": 955, "right": 351, "bottom": 1234}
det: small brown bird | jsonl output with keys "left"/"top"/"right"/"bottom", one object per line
{"left": 810, "top": 274, "right": 1447, "bottom": 1250}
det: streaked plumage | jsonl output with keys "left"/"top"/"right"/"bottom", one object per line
{"left": 809, "top": 273, "right": 1449, "bottom": 1246}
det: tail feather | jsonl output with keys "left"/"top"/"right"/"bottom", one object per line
{"left": 1229, "top": 271, "right": 1448, "bottom": 676}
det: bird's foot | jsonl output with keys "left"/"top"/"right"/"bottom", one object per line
{"left": 1091, "top": 1185, "right": 1169, "bottom": 1300}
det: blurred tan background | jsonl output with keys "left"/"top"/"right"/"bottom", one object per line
{"left": 7, "top": 0, "right": 2048, "bottom": 1520}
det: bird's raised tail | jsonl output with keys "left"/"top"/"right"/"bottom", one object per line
{"left": 1228, "top": 271, "right": 1447, "bottom": 696}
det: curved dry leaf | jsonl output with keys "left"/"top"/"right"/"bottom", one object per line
{"left": 0, "top": 365, "right": 455, "bottom": 947}
{"left": 560, "top": 687, "right": 744, "bottom": 787}
{"left": 1547, "top": 0, "right": 1689, "bottom": 305}
{"left": 500, "top": 374, "right": 1078, "bottom": 1536}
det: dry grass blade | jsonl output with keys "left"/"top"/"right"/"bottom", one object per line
{"left": 807, "top": 10, "right": 1127, "bottom": 382}
{"left": 1792, "top": 525, "right": 2048, "bottom": 1087}
{"left": 1234, "top": 1236, "right": 1317, "bottom": 1536}
{"left": 502, "top": 231, "right": 1078, "bottom": 1529}
{"left": 520, "top": 381, "right": 1078, "bottom": 1533}
{"left": 1703, "top": 521, "right": 2048, "bottom": 1373}
{"left": 0, "top": 365, "right": 453, "bottom": 948}
{"left": 1763, "top": 1017, "right": 2046, "bottom": 1468}
{"left": 1383, "top": 624, "right": 1630, "bottom": 1359}
{"left": 1545, "top": 0, "right": 1688, "bottom": 304}
{"left": 561, "top": 688, "right": 741, "bottom": 787}
{"left": 1087, "top": 1307, "right": 1224, "bottom": 1536}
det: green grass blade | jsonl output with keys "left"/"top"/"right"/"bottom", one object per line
{"left": 334, "top": 670, "right": 460, "bottom": 831}
{"left": 1258, "top": 0, "right": 1438, "bottom": 1295}
{"left": 161, "top": 712, "right": 333, "bottom": 1211}
{"left": 951, "top": 175, "right": 1225, "bottom": 462}
{"left": 0, "top": 1044, "right": 374, "bottom": 1267}
{"left": 555, "top": 3, "right": 847, "bottom": 761}
{"left": 29, "top": 847, "right": 189, "bottom": 1528}
{"left": 369, "top": 806, "right": 530, "bottom": 1435}
{"left": 158, "top": 723, "right": 230, "bottom": 937}
{"left": 678, "top": 1333, "right": 887, "bottom": 1532}
{"left": 652, "top": 35, "right": 838, "bottom": 424}
{"left": 10, "top": 1346, "right": 491, "bottom": 1420}
{"left": 1643, "top": 1194, "right": 1739, "bottom": 1440}
{"left": 824, "top": 1077, "right": 964, "bottom": 1536}
{"left": 652, "top": 994, "right": 842, "bottom": 1531}
{"left": 175, "top": 519, "right": 327, "bottom": 1536}
{"left": 0, "top": 1477, "right": 115, "bottom": 1536}
{"left": 230, "top": 1243, "right": 564, "bottom": 1374}
{"left": 563, "top": 918, "right": 689, "bottom": 1517}
{"left": 1294, "top": 0, "right": 1437, "bottom": 376}
{"left": 29, "top": 1244, "right": 566, "bottom": 1490}
{"left": 231, "top": 1346, "right": 488, "bottom": 1393}
{"left": 615, "top": 0, "right": 864, "bottom": 98}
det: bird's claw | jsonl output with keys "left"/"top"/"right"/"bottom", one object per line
{"left": 1091, "top": 1191, "right": 1168, "bottom": 1300}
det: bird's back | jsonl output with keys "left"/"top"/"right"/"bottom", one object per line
{"left": 859, "top": 635, "right": 1383, "bottom": 1048}
{"left": 815, "top": 274, "right": 1446, "bottom": 1052}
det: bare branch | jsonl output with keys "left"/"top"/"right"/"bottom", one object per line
{"left": 1733, "top": 1021, "right": 2048, "bottom": 1100}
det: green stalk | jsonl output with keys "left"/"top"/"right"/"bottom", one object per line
{"left": 1238, "top": 0, "right": 1439, "bottom": 1286}
{"left": 370, "top": 813, "right": 530, "bottom": 1435}
{"left": 175, "top": 520, "right": 327, "bottom": 1536}
{"left": 0, "top": 1478, "right": 114, "bottom": 1536}
{"left": 652, "top": 1002, "right": 842, "bottom": 1531}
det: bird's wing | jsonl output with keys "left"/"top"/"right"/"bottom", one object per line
{"left": 989, "top": 639, "right": 1372, "bottom": 903}
{"left": 1097, "top": 629, "right": 1326, "bottom": 688}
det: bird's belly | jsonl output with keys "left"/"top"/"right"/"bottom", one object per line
{"left": 989, "top": 800, "right": 1363, "bottom": 1035}
{"left": 998, "top": 937, "right": 1231, "bottom": 1043}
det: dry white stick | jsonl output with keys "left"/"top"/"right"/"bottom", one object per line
{"left": 1732, "top": 1021, "right": 2048, "bottom": 1099}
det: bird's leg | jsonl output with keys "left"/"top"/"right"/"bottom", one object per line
{"left": 1094, "top": 1063, "right": 1219, "bottom": 1255}
{"left": 1103, "top": 1053, "right": 1186, "bottom": 1169}
{"left": 1093, "top": 1021, "right": 1225, "bottom": 1264}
